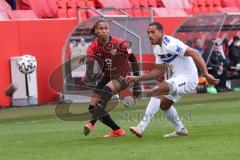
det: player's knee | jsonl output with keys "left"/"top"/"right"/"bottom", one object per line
{"left": 165, "top": 81, "right": 177, "bottom": 95}
{"left": 93, "top": 103, "right": 107, "bottom": 118}
{"left": 160, "top": 104, "right": 170, "bottom": 110}
{"left": 88, "top": 104, "right": 95, "bottom": 114}
{"left": 99, "top": 86, "right": 113, "bottom": 102}
{"left": 159, "top": 97, "right": 173, "bottom": 110}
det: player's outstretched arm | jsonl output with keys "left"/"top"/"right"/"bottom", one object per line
{"left": 184, "top": 47, "right": 220, "bottom": 85}
{"left": 125, "top": 64, "right": 166, "bottom": 84}
{"left": 128, "top": 53, "right": 142, "bottom": 97}
{"left": 128, "top": 53, "right": 140, "bottom": 76}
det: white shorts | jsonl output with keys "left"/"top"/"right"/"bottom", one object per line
{"left": 164, "top": 74, "right": 198, "bottom": 102}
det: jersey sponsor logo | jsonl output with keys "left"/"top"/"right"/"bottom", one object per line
{"left": 127, "top": 48, "right": 133, "bottom": 54}
{"left": 176, "top": 45, "right": 182, "bottom": 53}
{"left": 104, "top": 58, "right": 116, "bottom": 71}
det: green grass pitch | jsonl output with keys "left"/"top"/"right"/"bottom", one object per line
{"left": 0, "top": 92, "right": 240, "bottom": 160}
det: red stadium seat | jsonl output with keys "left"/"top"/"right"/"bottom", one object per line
{"left": 205, "top": 0, "right": 217, "bottom": 13}
{"left": 57, "top": 8, "right": 67, "bottom": 18}
{"left": 207, "top": 7, "right": 218, "bottom": 13}
{"left": 21, "top": 0, "right": 58, "bottom": 18}
{"left": 129, "top": 0, "right": 140, "bottom": 7}
{"left": 141, "top": 8, "right": 150, "bottom": 16}
{"left": 57, "top": 0, "right": 67, "bottom": 9}
{"left": 139, "top": 0, "right": 149, "bottom": 16}
{"left": 79, "top": 10, "right": 88, "bottom": 20}
{"left": 190, "top": 0, "right": 198, "bottom": 7}
{"left": 184, "top": 8, "right": 193, "bottom": 15}
{"left": 116, "top": 0, "right": 133, "bottom": 8}
{"left": 154, "top": 8, "right": 189, "bottom": 17}
{"left": 123, "top": 9, "right": 134, "bottom": 16}
{"left": 86, "top": 0, "right": 95, "bottom": 7}
{"left": 182, "top": 0, "right": 193, "bottom": 15}
{"left": 221, "top": 0, "right": 238, "bottom": 7}
{"left": 76, "top": 0, "right": 85, "bottom": 8}
{"left": 207, "top": 6, "right": 217, "bottom": 12}
{"left": 139, "top": 0, "right": 148, "bottom": 7}
{"left": 67, "top": 0, "right": 77, "bottom": 9}
{"left": 199, "top": 6, "right": 209, "bottom": 13}
{"left": 67, "top": 8, "right": 77, "bottom": 18}
{"left": 217, "top": 7, "right": 240, "bottom": 13}
{"left": 192, "top": 7, "right": 201, "bottom": 15}
{"left": 197, "top": 0, "right": 209, "bottom": 13}
{"left": 198, "top": 0, "right": 206, "bottom": 7}
{"left": 213, "top": 0, "right": 221, "bottom": 7}
{"left": 156, "top": 0, "right": 164, "bottom": 7}
{"left": 148, "top": 0, "right": 157, "bottom": 7}
{"left": 129, "top": 0, "right": 143, "bottom": 17}
{"left": 7, "top": 10, "right": 38, "bottom": 19}
{"left": 95, "top": 0, "right": 115, "bottom": 8}
{"left": 85, "top": 0, "right": 98, "bottom": 17}
{"left": 205, "top": 0, "right": 214, "bottom": 7}
{"left": 133, "top": 9, "right": 142, "bottom": 16}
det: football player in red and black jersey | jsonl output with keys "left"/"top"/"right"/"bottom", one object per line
{"left": 83, "top": 20, "right": 141, "bottom": 137}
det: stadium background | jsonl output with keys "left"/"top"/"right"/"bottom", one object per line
{"left": 0, "top": 0, "right": 240, "bottom": 107}
{"left": 0, "top": 1, "right": 240, "bottom": 160}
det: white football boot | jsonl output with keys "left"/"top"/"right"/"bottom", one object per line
{"left": 129, "top": 125, "right": 144, "bottom": 138}
{"left": 163, "top": 128, "right": 189, "bottom": 138}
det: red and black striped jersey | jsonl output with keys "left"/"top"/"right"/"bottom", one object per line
{"left": 87, "top": 36, "right": 132, "bottom": 77}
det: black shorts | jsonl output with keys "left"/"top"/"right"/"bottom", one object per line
{"left": 93, "top": 76, "right": 129, "bottom": 94}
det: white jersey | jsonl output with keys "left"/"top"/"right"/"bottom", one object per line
{"left": 154, "top": 35, "right": 198, "bottom": 77}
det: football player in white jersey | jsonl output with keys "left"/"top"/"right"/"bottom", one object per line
{"left": 125, "top": 22, "right": 220, "bottom": 138}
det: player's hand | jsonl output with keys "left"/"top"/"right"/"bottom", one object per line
{"left": 133, "top": 83, "right": 141, "bottom": 98}
{"left": 204, "top": 73, "right": 220, "bottom": 85}
{"left": 125, "top": 76, "right": 140, "bottom": 84}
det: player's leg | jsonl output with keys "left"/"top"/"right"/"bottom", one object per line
{"left": 144, "top": 81, "right": 172, "bottom": 97}
{"left": 83, "top": 92, "right": 100, "bottom": 136}
{"left": 130, "top": 96, "right": 161, "bottom": 138}
{"left": 83, "top": 76, "right": 110, "bottom": 136}
{"left": 90, "top": 78, "right": 128, "bottom": 137}
{"left": 161, "top": 75, "right": 198, "bottom": 137}
{"left": 130, "top": 79, "right": 189, "bottom": 138}
{"left": 160, "top": 96, "right": 188, "bottom": 137}
{"left": 129, "top": 82, "right": 170, "bottom": 138}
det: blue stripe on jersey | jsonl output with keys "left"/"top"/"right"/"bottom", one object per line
{"left": 163, "top": 36, "right": 170, "bottom": 45}
{"left": 160, "top": 54, "right": 178, "bottom": 63}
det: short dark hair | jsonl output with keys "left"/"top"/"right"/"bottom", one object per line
{"left": 90, "top": 19, "right": 107, "bottom": 35}
{"left": 233, "top": 36, "right": 240, "bottom": 41}
{"left": 148, "top": 22, "right": 163, "bottom": 31}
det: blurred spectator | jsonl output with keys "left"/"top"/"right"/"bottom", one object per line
{"left": 5, "top": 0, "right": 16, "bottom": 10}
{"left": 222, "top": 38, "right": 229, "bottom": 55}
{"left": 194, "top": 38, "right": 203, "bottom": 55}
{"left": 229, "top": 36, "right": 240, "bottom": 66}
{"left": 202, "top": 39, "right": 212, "bottom": 62}
{"left": 186, "top": 39, "right": 193, "bottom": 47}
{"left": 208, "top": 40, "right": 229, "bottom": 92}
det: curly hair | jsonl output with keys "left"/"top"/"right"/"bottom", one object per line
{"left": 90, "top": 19, "right": 108, "bottom": 35}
